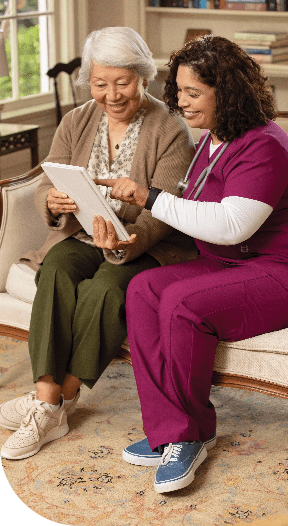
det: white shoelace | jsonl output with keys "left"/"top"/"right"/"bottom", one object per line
{"left": 18, "top": 391, "right": 36, "bottom": 413}
{"left": 18, "top": 402, "right": 47, "bottom": 443}
{"left": 161, "top": 443, "right": 183, "bottom": 466}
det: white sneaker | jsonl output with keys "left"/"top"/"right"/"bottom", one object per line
{"left": 0, "top": 389, "right": 80, "bottom": 431}
{"left": 1, "top": 396, "right": 69, "bottom": 460}
{"left": 0, "top": 391, "right": 37, "bottom": 431}
{"left": 64, "top": 388, "right": 81, "bottom": 416}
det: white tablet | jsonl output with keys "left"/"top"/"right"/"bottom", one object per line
{"left": 41, "top": 162, "right": 130, "bottom": 242}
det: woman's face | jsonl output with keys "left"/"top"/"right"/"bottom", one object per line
{"left": 90, "top": 64, "right": 144, "bottom": 123}
{"left": 176, "top": 64, "right": 216, "bottom": 131}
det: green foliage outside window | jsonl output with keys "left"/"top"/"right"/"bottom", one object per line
{"left": 0, "top": 22, "right": 40, "bottom": 101}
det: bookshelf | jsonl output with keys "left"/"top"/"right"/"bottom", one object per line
{"left": 137, "top": 1, "right": 288, "bottom": 108}
{"left": 142, "top": 4, "right": 288, "bottom": 76}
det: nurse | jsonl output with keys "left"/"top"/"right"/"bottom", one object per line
{"left": 96, "top": 35, "right": 288, "bottom": 493}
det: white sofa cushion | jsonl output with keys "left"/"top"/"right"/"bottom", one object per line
{"left": 5, "top": 263, "right": 37, "bottom": 304}
{"left": 214, "top": 344, "right": 288, "bottom": 386}
{"left": 0, "top": 173, "right": 49, "bottom": 292}
{"left": 0, "top": 292, "right": 32, "bottom": 331}
{"left": 218, "top": 330, "right": 288, "bottom": 356}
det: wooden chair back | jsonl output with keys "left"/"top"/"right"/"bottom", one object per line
{"left": 47, "top": 57, "right": 81, "bottom": 126}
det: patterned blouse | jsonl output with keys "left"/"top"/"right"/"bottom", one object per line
{"left": 73, "top": 106, "right": 147, "bottom": 246}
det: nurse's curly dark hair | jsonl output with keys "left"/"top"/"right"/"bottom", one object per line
{"left": 163, "top": 35, "right": 276, "bottom": 142}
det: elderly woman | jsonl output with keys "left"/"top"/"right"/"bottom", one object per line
{"left": 96, "top": 36, "right": 288, "bottom": 493}
{"left": 0, "top": 27, "right": 195, "bottom": 460}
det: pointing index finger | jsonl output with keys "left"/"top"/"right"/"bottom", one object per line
{"left": 94, "top": 179, "right": 117, "bottom": 187}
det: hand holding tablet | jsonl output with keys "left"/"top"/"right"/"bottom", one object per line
{"left": 41, "top": 162, "right": 130, "bottom": 242}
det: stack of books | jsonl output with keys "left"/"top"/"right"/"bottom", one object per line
{"left": 234, "top": 31, "right": 288, "bottom": 63}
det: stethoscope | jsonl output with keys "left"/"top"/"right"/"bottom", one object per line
{"left": 177, "top": 132, "right": 230, "bottom": 200}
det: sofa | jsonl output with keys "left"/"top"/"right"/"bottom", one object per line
{"left": 1, "top": 150, "right": 288, "bottom": 400}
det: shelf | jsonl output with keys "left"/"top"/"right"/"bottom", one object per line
{"left": 146, "top": 7, "right": 288, "bottom": 18}
{"left": 143, "top": 0, "right": 288, "bottom": 89}
{"left": 154, "top": 57, "right": 288, "bottom": 77}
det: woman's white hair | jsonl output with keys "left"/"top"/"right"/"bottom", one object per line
{"left": 76, "top": 26, "right": 157, "bottom": 88}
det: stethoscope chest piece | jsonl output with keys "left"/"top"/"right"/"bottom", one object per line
{"left": 177, "top": 178, "right": 190, "bottom": 193}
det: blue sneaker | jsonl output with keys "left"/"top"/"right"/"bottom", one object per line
{"left": 154, "top": 441, "right": 207, "bottom": 493}
{"left": 122, "top": 432, "right": 216, "bottom": 467}
{"left": 204, "top": 431, "right": 217, "bottom": 451}
{"left": 122, "top": 437, "right": 162, "bottom": 466}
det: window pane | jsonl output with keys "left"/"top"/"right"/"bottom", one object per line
{"left": 0, "top": 0, "right": 53, "bottom": 103}
{"left": 0, "top": 28, "right": 12, "bottom": 100}
{"left": 17, "top": 0, "right": 49, "bottom": 14}
{"left": 18, "top": 16, "right": 40, "bottom": 96}
{"left": 0, "top": 1, "right": 7, "bottom": 16}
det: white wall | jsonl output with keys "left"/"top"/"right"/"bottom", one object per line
{"left": 87, "top": 0, "right": 125, "bottom": 32}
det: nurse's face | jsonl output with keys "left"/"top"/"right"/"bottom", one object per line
{"left": 176, "top": 65, "right": 216, "bottom": 132}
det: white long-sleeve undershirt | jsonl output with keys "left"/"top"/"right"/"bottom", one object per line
{"left": 151, "top": 193, "right": 273, "bottom": 245}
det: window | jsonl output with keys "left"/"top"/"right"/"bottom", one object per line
{"left": 0, "top": 0, "right": 54, "bottom": 103}
{"left": 0, "top": 0, "right": 88, "bottom": 119}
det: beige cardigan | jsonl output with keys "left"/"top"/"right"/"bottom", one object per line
{"left": 23, "top": 94, "right": 198, "bottom": 269}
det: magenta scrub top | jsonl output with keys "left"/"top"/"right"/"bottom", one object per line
{"left": 183, "top": 121, "right": 288, "bottom": 284}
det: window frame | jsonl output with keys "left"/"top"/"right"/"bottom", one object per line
{"left": 1, "top": 0, "right": 88, "bottom": 120}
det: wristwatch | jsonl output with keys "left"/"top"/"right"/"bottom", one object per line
{"left": 144, "top": 187, "right": 163, "bottom": 211}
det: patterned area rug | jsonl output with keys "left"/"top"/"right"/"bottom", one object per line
{"left": 1, "top": 335, "right": 288, "bottom": 526}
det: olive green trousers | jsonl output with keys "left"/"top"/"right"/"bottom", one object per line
{"left": 28, "top": 238, "right": 159, "bottom": 389}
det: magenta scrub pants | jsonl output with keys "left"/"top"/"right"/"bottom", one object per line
{"left": 125, "top": 256, "right": 288, "bottom": 451}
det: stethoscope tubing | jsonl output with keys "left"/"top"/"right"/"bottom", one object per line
{"left": 178, "top": 132, "right": 230, "bottom": 200}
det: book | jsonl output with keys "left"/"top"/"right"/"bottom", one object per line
{"left": 214, "top": 0, "right": 226, "bottom": 8}
{"left": 234, "top": 31, "right": 288, "bottom": 42}
{"left": 279, "top": 0, "right": 288, "bottom": 10}
{"left": 162, "top": 0, "right": 178, "bottom": 5}
{"left": 236, "top": 38, "right": 288, "bottom": 47}
{"left": 152, "top": 1, "right": 173, "bottom": 5}
{"left": 241, "top": 46, "right": 288, "bottom": 55}
{"left": 226, "top": 2, "right": 266, "bottom": 9}
{"left": 249, "top": 52, "right": 288, "bottom": 63}
{"left": 41, "top": 162, "right": 130, "bottom": 242}
{"left": 266, "top": 0, "right": 277, "bottom": 9}
{"left": 226, "top": 0, "right": 265, "bottom": 3}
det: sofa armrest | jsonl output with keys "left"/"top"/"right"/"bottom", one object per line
{"left": 0, "top": 163, "right": 50, "bottom": 292}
